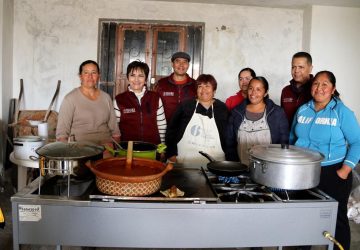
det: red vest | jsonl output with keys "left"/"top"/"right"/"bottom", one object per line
{"left": 281, "top": 76, "right": 313, "bottom": 125}
{"left": 116, "top": 90, "right": 161, "bottom": 145}
{"left": 154, "top": 73, "right": 196, "bottom": 122}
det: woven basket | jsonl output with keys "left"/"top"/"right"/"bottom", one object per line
{"left": 96, "top": 177, "right": 161, "bottom": 196}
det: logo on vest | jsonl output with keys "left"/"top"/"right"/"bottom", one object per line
{"left": 190, "top": 125, "right": 202, "bottom": 136}
{"left": 123, "top": 108, "right": 136, "bottom": 114}
{"left": 163, "top": 92, "right": 174, "bottom": 97}
{"left": 282, "top": 97, "right": 293, "bottom": 103}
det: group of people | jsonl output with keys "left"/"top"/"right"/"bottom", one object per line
{"left": 55, "top": 51, "right": 360, "bottom": 250}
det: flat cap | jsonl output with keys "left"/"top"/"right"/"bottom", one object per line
{"left": 171, "top": 51, "right": 191, "bottom": 62}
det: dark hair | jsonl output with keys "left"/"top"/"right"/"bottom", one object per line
{"left": 292, "top": 52, "right": 312, "bottom": 65}
{"left": 126, "top": 60, "right": 150, "bottom": 81}
{"left": 314, "top": 70, "right": 340, "bottom": 98}
{"left": 249, "top": 76, "right": 269, "bottom": 100}
{"left": 238, "top": 67, "right": 256, "bottom": 80}
{"left": 196, "top": 74, "right": 217, "bottom": 91}
{"left": 79, "top": 60, "right": 100, "bottom": 74}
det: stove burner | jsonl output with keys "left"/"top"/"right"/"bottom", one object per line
{"left": 203, "top": 168, "right": 329, "bottom": 203}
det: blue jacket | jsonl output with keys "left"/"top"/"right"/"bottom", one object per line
{"left": 290, "top": 98, "right": 360, "bottom": 168}
{"left": 225, "top": 98, "right": 289, "bottom": 161}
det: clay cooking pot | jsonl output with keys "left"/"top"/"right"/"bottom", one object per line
{"left": 87, "top": 157, "right": 173, "bottom": 196}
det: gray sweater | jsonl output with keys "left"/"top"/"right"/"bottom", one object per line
{"left": 56, "top": 88, "right": 120, "bottom": 144}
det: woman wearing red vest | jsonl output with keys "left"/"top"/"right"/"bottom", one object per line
{"left": 115, "top": 61, "right": 166, "bottom": 145}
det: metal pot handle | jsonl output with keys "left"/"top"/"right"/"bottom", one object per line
{"left": 39, "top": 157, "right": 46, "bottom": 176}
{"left": 29, "top": 155, "right": 39, "bottom": 161}
{"left": 199, "top": 151, "right": 215, "bottom": 162}
{"left": 251, "top": 158, "right": 267, "bottom": 173}
{"left": 157, "top": 143, "right": 167, "bottom": 154}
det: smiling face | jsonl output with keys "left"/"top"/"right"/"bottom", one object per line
{"left": 79, "top": 63, "right": 100, "bottom": 88}
{"left": 128, "top": 68, "right": 146, "bottom": 93}
{"left": 197, "top": 82, "right": 215, "bottom": 103}
{"left": 291, "top": 57, "right": 313, "bottom": 86}
{"left": 172, "top": 58, "right": 189, "bottom": 77}
{"left": 247, "top": 79, "right": 267, "bottom": 105}
{"left": 238, "top": 70, "right": 253, "bottom": 93}
{"left": 311, "top": 73, "right": 336, "bottom": 107}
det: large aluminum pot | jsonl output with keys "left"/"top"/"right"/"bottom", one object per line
{"left": 13, "top": 136, "right": 45, "bottom": 160}
{"left": 35, "top": 141, "right": 104, "bottom": 177}
{"left": 86, "top": 157, "right": 173, "bottom": 196}
{"left": 249, "top": 144, "right": 324, "bottom": 190}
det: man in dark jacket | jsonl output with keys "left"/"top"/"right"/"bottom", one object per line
{"left": 154, "top": 51, "right": 197, "bottom": 123}
{"left": 281, "top": 52, "right": 313, "bottom": 126}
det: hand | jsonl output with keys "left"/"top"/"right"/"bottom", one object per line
{"left": 102, "top": 142, "right": 114, "bottom": 159}
{"left": 168, "top": 156, "right": 177, "bottom": 163}
{"left": 336, "top": 164, "right": 352, "bottom": 180}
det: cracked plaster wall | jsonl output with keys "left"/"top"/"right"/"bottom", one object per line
{"left": 13, "top": 0, "right": 303, "bottom": 110}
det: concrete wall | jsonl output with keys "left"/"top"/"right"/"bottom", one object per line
{"left": 310, "top": 5, "right": 360, "bottom": 118}
{"left": 12, "top": 0, "right": 303, "bottom": 111}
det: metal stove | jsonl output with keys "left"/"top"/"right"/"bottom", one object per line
{"left": 11, "top": 165, "right": 338, "bottom": 249}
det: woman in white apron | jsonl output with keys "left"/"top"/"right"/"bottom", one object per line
{"left": 165, "top": 74, "right": 229, "bottom": 167}
{"left": 225, "top": 76, "right": 289, "bottom": 165}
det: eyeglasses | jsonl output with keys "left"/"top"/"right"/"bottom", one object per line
{"left": 239, "top": 77, "right": 252, "bottom": 82}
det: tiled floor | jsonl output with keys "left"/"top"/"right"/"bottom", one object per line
{"left": 1, "top": 166, "right": 360, "bottom": 250}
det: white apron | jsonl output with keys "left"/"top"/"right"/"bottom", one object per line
{"left": 177, "top": 101, "right": 225, "bottom": 166}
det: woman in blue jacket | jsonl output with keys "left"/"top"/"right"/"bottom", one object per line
{"left": 226, "top": 76, "right": 289, "bottom": 164}
{"left": 290, "top": 70, "right": 360, "bottom": 250}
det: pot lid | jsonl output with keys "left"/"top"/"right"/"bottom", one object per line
{"left": 14, "top": 136, "right": 43, "bottom": 142}
{"left": 249, "top": 144, "right": 324, "bottom": 164}
{"left": 36, "top": 141, "right": 104, "bottom": 160}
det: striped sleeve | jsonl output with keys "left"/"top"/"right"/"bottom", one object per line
{"left": 113, "top": 99, "right": 121, "bottom": 123}
{"left": 157, "top": 98, "right": 167, "bottom": 143}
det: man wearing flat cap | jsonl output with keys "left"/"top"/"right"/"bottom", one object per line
{"left": 154, "top": 51, "right": 196, "bottom": 122}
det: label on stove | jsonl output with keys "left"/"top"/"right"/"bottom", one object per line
{"left": 18, "top": 205, "right": 41, "bottom": 222}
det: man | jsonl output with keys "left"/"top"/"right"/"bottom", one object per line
{"left": 281, "top": 52, "right": 313, "bottom": 125}
{"left": 154, "top": 51, "right": 197, "bottom": 122}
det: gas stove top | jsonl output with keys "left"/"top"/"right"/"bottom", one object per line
{"left": 33, "top": 166, "right": 332, "bottom": 204}
{"left": 205, "top": 170, "right": 331, "bottom": 203}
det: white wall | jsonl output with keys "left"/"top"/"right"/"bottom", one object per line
{"left": 310, "top": 6, "right": 360, "bottom": 118}
{"left": 0, "top": 0, "right": 14, "bottom": 172}
{"left": 12, "top": 0, "right": 303, "bottom": 111}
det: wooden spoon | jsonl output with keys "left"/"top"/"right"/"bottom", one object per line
{"left": 126, "top": 141, "right": 133, "bottom": 169}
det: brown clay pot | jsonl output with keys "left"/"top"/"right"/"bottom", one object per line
{"left": 87, "top": 157, "right": 173, "bottom": 196}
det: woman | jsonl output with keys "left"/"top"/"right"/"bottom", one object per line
{"left": 165, "top": 74, "right": 228, "bottom": 165}
{"left": 56, "top": 60, "right": 120, "bottom": 145}
{"left": 225, "top": 67, "right": 256, "bottom": 110}
{"left": 115, "top": 60, "right": 166, "bottom": 145}
{"left": 290, "top": 70, "right": 360, "bottom": 250}
{"left": 226, "top": 76, "right": 289, "bottom": 165}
